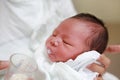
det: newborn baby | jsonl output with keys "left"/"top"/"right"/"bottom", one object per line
{"left": 35, "top": 13, "right": 108, "bottom": 80}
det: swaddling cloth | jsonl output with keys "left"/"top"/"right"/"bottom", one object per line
{"left": 35, "top": 46, "right": 101, "bottom": 80}
{"left": 65, "top": 50, "right": 100, "bottom": 80}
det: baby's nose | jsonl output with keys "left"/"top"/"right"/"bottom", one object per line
{"left": 50, "top": 37, "right": 62, "bottom": 46}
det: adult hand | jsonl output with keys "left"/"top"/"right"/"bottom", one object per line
{"left": 87, "top": 54, "right": 111, "bottom": 80}
{"left": 92, "top": 44, "right": 120, "bottom": 80}
{"left": 88, "top": 54, "right": 110, "bottom": 74}
{"left": 0, "top": 61, "right": 9, "bottom": 70}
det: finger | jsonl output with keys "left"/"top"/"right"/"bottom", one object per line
{"left": 0, "top": 61, "right": 9, "bottom": 70}
{"left": 87, "top": 63, "right": 105, "bottom": 75}
{"left": 97, "top": 54, "right": 111, "bottom": 69}
{"left": 104, "top": 45, "right": 120, "bottom": 54}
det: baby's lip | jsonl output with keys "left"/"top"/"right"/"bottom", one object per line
{"left": 47, "top": 48, "right": 52, "bottom": 54}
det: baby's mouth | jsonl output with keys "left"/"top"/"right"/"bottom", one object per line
{"left": 47, "top": 48, "right": 52, "bottom": 54}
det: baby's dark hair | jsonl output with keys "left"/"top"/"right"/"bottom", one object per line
{"left": 71, "top": 13, "right": 109, "bottom": 54}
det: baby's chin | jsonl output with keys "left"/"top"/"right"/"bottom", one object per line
{"left": 49, "top": 57, "right": 57, "bottom": 62}
{"left": 46, "top": 48, "right": 57, "bottom": 61}
{"left": 47, "top": 53, "right": 56, "bottom": 62}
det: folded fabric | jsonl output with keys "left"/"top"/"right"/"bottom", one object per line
{"left": 65, "top": 51, "right": 100, "bottom": 80}
{"left": 34, "top": 45, "right": 100, "bottom": 80}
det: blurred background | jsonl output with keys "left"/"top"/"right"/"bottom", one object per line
{"left": 72, "top": 0, "right": 120, "bottom": 78}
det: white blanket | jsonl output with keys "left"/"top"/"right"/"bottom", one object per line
{"left": 34, "top": 44, "right": 100, "bottom": 80}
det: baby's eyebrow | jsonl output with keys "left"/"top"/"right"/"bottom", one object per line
{"left": 62, "top": 34, "right": 73, "bottom": 42}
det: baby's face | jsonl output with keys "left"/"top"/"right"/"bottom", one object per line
{"left": 46, "top": 18, "right": 91, "bottom": 62}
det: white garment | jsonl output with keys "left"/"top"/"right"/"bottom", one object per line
{"left": 35, "top": 43, "right": 100, "bottom": 80}
{"left": 103, "top": 72, "right": 119, "bottom": 80}
{"left": 65, "top": 51, "right": 100, "bottom": 80}
{"left": 0, "top": 0, "right": 77, "bottom": 60}
{"left": 0, "top": 0, "right": 119, "bottom": 80}
{"left": 35, "top": 43, "right": 120, "bottom": 80}
{"left": 0, "top": 0, "right": 77, "bottom": 78}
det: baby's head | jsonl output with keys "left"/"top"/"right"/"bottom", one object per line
{"left": 46, "top": 13, "right": 108, "bottom": 62}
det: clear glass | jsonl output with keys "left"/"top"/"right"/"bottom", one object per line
{"left": 4, "top": 53, "right": 38, "bottom": 80}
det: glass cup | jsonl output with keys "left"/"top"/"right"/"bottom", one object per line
{"left": 4, "top": 53, "right": 38, "bottom": 80}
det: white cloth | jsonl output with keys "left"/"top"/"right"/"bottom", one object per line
{"left": 0, "top": 0, "right": 77, "bottom": 78}
{"left": 65, "top": 51, "right": 100, "bottom": 80}
{"left": 103, "top": 72, "right": 119, "bottom": 80}
{"left": 0, "top": 0, "right": 77, "bottom": 60}
{"left": 0, "top": 0, "right": 119, "bottom": 80}
{"left": 34, "top": 43, "right": 100, "bottom": 80}
{"left": 34, "top": 44, "right": 120, "bottom": 80}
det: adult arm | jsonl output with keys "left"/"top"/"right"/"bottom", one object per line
{"left": 0, "top": 61, "right": 9, "bottom": 70}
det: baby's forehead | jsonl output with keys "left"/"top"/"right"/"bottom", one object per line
{"left": 55, "top": 18, "right": 102, "bottom": 35}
